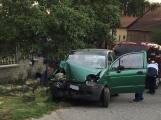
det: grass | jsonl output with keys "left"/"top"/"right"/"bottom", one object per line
{"left": 0, "top": 81, "right": 71, "bottom": 120}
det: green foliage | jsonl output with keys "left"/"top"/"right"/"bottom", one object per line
{"left": 0, "top": 0, "right": 47, "bottom": 56}
{"left": 149, "top": 30, "right": 161, "bottom": 45}
{"left": 0, "top": 87, "right": 71, "bottom": 120}
{"left": 0, "top": 0, "right": 159, "bottom": 60}
{"left": 0, "top": 76, "right": 71, "bottom": 120}
{"left": 119, "top": 0, "right": 160, "bottom": 17}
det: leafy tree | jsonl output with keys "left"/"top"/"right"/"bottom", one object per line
{"left": 46, "top": 0, "right": 121, "bottom": 52}
{"left": 0, "top": 0, "right": 48, "bottom": 58}
{"left": 119, "top": 0, "right": 160, "bottom": 17}
{"left": 0, "top": 0, "right": 159, "bottom": 60}
{"left": 149, "top": 30, "right": 161, "bottom": 45}
{"left": 0, "top": 0, "right": 121, "bottom": 59}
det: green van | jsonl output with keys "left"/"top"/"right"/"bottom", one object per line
{"left": 49, "top": 49, "right": 147, "bottom": 107}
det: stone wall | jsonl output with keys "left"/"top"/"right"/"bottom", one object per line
{"left": 0, "top": 57, "right": 47, "bottom": 82}
{"left": 126, "top": 31, "right": 150, "bottom": 42}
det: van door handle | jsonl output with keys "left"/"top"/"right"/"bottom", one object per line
{"left": 117, "top": 70, "right": 121, "bottom": 73}
{"left": 137, "top": 71, "right": 143, "bottom": 74}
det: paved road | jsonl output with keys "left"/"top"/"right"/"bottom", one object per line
{"left": 33, "top": 86, "right": 161, "bottom": 120}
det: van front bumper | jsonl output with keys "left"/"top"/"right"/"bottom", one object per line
{"left": 50, "top": 81, "right": 104, "bottom": 101}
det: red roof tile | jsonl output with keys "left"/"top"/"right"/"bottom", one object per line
{"left": 121, "top": 16, "right": 137, "bottom": 28}
{"left": 128, "top": 7, "right": 161, "bottom": 31}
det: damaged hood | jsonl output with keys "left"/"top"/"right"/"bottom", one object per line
{"left": 60, "top": 61, "right": 101, "bottom": 82}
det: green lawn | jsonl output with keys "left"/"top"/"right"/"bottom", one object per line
{"left": 0, "top": 83, "right": 71, "bottom": 120}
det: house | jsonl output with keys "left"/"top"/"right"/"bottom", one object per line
{"left": 114, "top": 16, "right": 137, "bottom": 43}
{"left": 105, "top": 16, "right": 137, "bottom": 49}
{"left": 126, "top": 6, "right": 161, "bottom": 42}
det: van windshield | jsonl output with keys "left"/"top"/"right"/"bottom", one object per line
{"left": 65, "top": 51, "right": 106, "bottom": 69}
{"left": 113, "top": 44, "right": 148, "bottom": 56}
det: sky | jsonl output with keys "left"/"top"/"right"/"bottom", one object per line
{"left": 148, "top": 0, "right": 161, "bottom": 3}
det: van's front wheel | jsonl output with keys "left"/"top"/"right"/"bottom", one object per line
{"left": 101, "top": 87, "right": 110, "bottom": 108}
{"left": 52, "top": 96, "right": 62, "bottom": 103}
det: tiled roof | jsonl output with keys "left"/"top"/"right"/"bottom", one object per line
{"left": 121, "top": 16, "right": 137, "bottom": 28}
{"left": 128, "top": 7, "right": 161, "bottom": 31}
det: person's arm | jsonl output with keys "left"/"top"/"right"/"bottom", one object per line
{"left": 156, "top": 63, "right": 159, "bottom": 77}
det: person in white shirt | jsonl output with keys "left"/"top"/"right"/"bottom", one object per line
{"left": 146, "top": 58, "right": 158, "bottom": 95}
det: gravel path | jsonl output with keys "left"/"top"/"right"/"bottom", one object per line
{"left": 32, "top": 86, "right": 161, "bottom": 120}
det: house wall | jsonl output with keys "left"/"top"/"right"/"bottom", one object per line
{"left": 102, "top": 28, "right": 127, "bottom": 50}
{"left": 0, "top": 57, "right": 46, "bottom": 82}
{"left": 126, "top": 31, "right": 150, "bottom": 42}
{"left": 114, "top": 28, "right": 127, "bottom": 43}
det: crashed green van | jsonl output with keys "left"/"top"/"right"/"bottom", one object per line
{"left": 49, "top": 49, "right": 147, "bottom": 107}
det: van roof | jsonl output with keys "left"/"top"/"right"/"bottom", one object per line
{"left": 113, "top": 42, "right": 150, "bottom": 50}
{"left": 71, "top": 49, "right": 113, "bottom": 53}
{"left": 113, "top": 41, "right": 161, "bottom": 56}
{"left": 114, "top": 41, "right": 161, "bottom": 49}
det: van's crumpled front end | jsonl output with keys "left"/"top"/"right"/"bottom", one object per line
{"left": 49, "top": 61, "right": 104, "bottom": 102}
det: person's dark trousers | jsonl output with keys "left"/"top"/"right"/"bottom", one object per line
{"left": 135, "top": 92, "right": 144, "bottom": 100}
{"left": 148, "top": 76, "right": 156, "bottom": 93}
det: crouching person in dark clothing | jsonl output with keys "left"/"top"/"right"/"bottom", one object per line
{"left": 146, "top": 58, "right": 158, "bottom": 95}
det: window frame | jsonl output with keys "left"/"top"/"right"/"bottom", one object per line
{"left": 110, "top": 52, "right": 144, "bottom": 71}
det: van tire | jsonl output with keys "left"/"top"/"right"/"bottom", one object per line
{"left": 102, "top": 87, "right": 110, "bottom": 108}
{"left": 52, "top": 96, "right": 62, "bottom": 103}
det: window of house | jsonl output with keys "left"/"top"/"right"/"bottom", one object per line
{"left": 123, "top": 36, "right": 126, "bottom": 39}
{"left": 119, "top": 35, "right": 121, "bottom": 41}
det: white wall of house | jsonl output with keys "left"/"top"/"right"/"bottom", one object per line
{"left": 114, "top": 28, "right": 127, "bottom": 43}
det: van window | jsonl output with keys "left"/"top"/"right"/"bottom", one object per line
{"left": 111, "top": 53, "right": 144, "bottom": 70}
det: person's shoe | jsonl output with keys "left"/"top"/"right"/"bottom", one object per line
{"left": 140, "top": 99, "right": 144, "bottom": 101}
{"left": 111, "top": 94, "right": 119, "bottom": 97}
{"left": 130, "top": 99, "right": 140, "bottom": 103}
{"left": 147, "top": 91, "right": 151, "bottom": 93}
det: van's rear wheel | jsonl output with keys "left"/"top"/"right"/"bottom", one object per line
{"left": 102, "top": 87, "right": 110, "bottom": 108}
